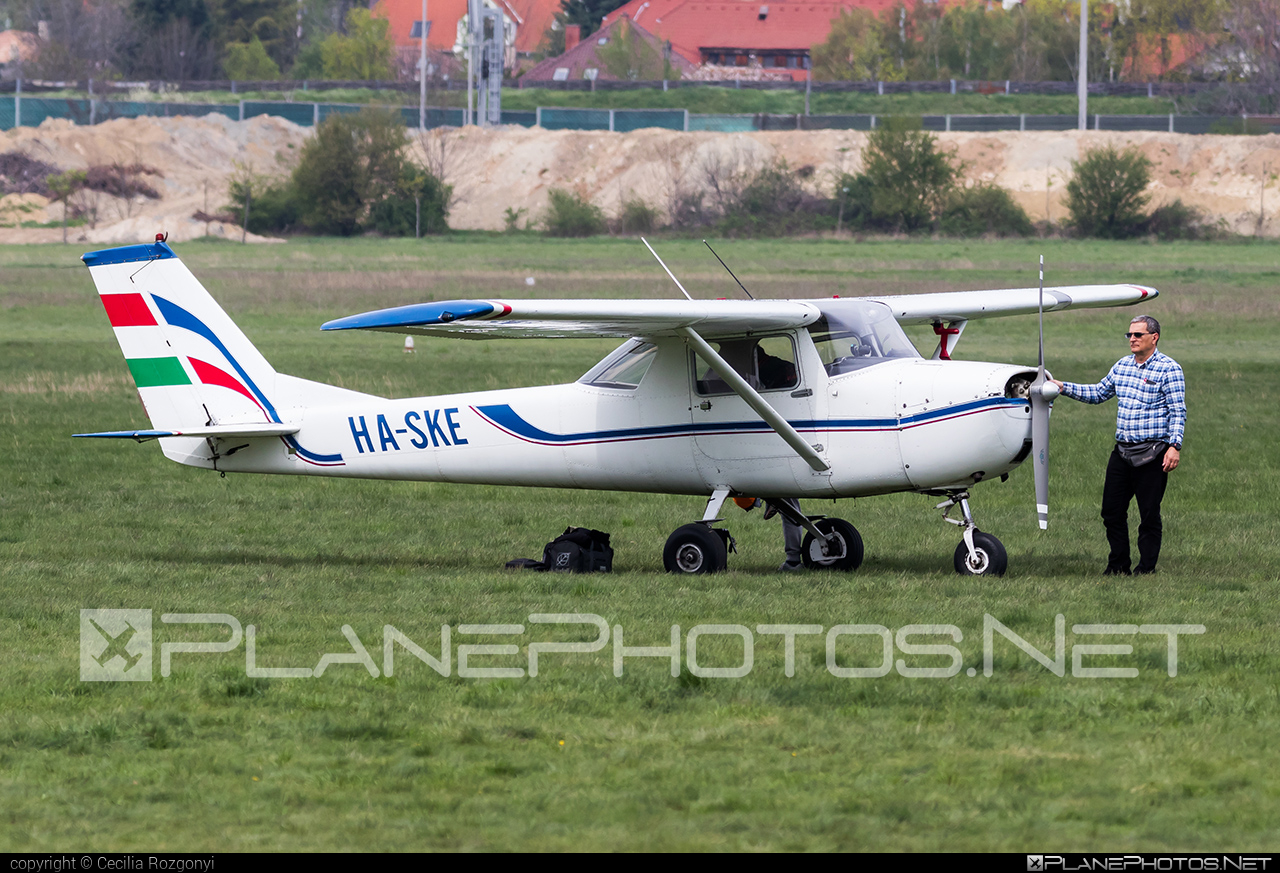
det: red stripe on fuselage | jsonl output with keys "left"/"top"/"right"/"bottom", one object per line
{"left": 101, "top": 293, "right": 157, "bottom": 327}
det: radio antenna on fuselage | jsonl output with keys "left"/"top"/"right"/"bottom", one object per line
{"left": 703, "top": 240, "right": 754, "bottom": 300}
{"left": 641, "top": 237, "right": 693, "bottom": 301}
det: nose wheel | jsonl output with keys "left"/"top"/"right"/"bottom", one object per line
{"left": 937, "top": 491, "right": 1007, "bottom": 576}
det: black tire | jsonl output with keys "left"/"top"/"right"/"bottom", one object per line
{"left": 953, "top": 531, "right": 1008, "bottom": 576}
{"left": 800, "top": 518, "right": 864, "bottom": 571}
{"left": 663, "top": 523, "right": 728, "bottom": 574}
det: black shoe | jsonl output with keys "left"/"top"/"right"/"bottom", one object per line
{"left": 1103, "top": 567, "right": 1132, "bottom": 576}
{"left": 1133, "top": 567, "right": 1157, "bottom": 576}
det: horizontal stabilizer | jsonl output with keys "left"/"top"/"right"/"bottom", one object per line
{"left": 75, "top": 423, "right": 300, "bottom": 443}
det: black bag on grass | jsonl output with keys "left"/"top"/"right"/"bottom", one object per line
{"left": 542, "top": 527, "right": 613, "bottom": 573}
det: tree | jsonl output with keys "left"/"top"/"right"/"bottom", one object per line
{"left": 1064, "top": 144, "right": 1152, "bottom": 238}
{"left": 857, "top": 120, "right": 957, "bottom": 232}
{"left": 939, "top": 0, "right": 1015, "bottom": 80}
{"left": 595, "top": 18, "right": 677, "bottom": 81}
{"left": 318, "top": 7, "right": 394, "bottom": 80}
{"left": 20, "top": 0, "right": 135, "bottom": 79}
{"left": 209, "top": 0, "right": 297, "bottom": 72}
{"left": 224, "top": 35, "right": 281, "bottom": 79}
{"left": 812, "top": 8, "right": 897, "bottom": 81}
{"left": 46, "top": 169, "right": 86, "bottom": 244}
{"left": 558, "top": 0, "right": 630, "bottom": 39}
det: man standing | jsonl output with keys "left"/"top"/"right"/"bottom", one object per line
{"left": 1050, "top": 315, "right": 1186, "bottom": 575}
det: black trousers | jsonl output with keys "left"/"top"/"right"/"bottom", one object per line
{"left": 1101, "top": 447, "right": 1169, "bottom": 573}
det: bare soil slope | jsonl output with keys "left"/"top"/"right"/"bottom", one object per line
{"left": 3, "top": 114, "right": 1278, "bottom": 243}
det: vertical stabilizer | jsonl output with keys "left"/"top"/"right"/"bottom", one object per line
{"left": 83, "top": 240, "right": 283, "bottom": 465}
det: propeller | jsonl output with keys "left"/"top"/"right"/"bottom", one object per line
{"left": 1029, "top": 255, "right": 1060, "bottom": 530}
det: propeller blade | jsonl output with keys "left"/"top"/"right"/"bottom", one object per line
{"left": 1031, "top": 388, "right": 1051, "bottom": 530}
{"left": 1031, "top": 254, "right": 1051, "bottom": 530}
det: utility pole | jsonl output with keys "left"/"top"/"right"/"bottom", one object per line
{"left": 419, "top": 0, "right": 428, "bottom": 131}
{"left": 1078, "top": 0, "right": 1088, "bottom": 131}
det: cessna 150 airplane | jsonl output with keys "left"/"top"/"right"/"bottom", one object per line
{"left": 77, "top": 238, "right": 1158, "bottom": 576}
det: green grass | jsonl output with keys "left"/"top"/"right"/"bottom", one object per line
{"left": 1, "top": 237, "right": 1278, "bottom": 850}
{"left": 35, "top": 86, "right": 1179, "bottom": 116}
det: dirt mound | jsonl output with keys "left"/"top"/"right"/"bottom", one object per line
{"left": 3, "top": 115, "right": 1278, "bottom": 242}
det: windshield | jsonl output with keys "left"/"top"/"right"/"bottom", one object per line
{"left": 809, "top": 299, "right": 920, "bottom": 375}
{"left": 579, "top": 340, "right": 658, "bottom": 389}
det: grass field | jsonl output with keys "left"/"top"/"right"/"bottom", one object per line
{"left": 1, "top": 236, "right": 1278, "bottom": 851}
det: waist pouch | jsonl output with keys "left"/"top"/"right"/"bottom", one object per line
{"left": 1117, "top": 440, "right": 1167, "bottom": 467}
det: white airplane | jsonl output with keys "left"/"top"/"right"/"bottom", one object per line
{"left": 77, "top": 237, "right": 1158, "bottom": 576}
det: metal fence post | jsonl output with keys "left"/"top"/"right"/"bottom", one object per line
{"left": 945, "top": 114, "right": 950, "bottom": 132}
{"left": 870, "top": 114, "right": 876, "bottom": 129}
{"left": 239, "top": 100, "right": 245, "bottom": 122}
{"left": 682, "top": 109, "right": 689, "bottom": 132}
{"left": 950, "top": 78, "right": 956, "bottom": 95}
{"left": 1169, "top": 113, "right": 1174, "bottom": 133}
{"left": 536, "top": 107, "right": 542, "bottom": 128}
{"left": 1148, "top": 82, "right": 1153, "bottom": 99}
{"left": 609, "top": 109, "right": 615, "bottom": 132}
{"left": 1005, "top": 80, "right": 1010, "bottom": 94}
{"left": 1094, "top": 114, "right": 1100, "bottom": 131}
{"left": 1020, "top": 113, "right": 1025, "bottom": 132}
{"left": 314, "top": 103, "right": 320, "bottom": 126}
{"left": 14, "top": 77, "right": 20, "bottom": 129}
{"left": 877, "top": 80, "right": 883, "bottom": 96}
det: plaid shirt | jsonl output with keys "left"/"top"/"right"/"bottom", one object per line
{"left": 1061, "top": 349, "right": 1186, "bottom": 447}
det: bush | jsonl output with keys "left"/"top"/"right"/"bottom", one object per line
{"left": 617, "top": 197, "right": 658, "bottom": 234}
{"left": 228, "top": 177, "right": 298, "bottom": 234}
{"left": 835, "top": 172, "right": 874, "bottom": 232}
{"left": 369, "top": 171, "right": 451, "bottom": 236}
{"left": 1145, "top": 198, "right": 1221, "bottom": 241}
{"left": 1065, "top": 145, "right": 1152, "bottom": 239}
{"left": 940, "top": 184, "right": 1034, "bottom": 237}
{"left": 858, "top": 119, "right": 957, "bottom": 232}
{"left": 544, "top": 189, "right": 607, "bottom": 237}
{"left": 714, "top": 160, "right": 835, "bottom": 237}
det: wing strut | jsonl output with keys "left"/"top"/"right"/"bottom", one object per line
{"left": 678, "top": 327, "right": 830, "bottom": 473}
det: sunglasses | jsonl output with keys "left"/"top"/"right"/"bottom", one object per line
{"left": 1124, "top": 331, "right": 1152, "bottom": 339}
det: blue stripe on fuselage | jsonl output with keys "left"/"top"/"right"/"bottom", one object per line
{"left": 475, "top": 397, "right": 1027, "bottom": 445}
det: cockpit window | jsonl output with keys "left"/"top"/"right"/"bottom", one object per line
{"left": 694, "top": 335, "right": 798, "bottom": 395}
{"left": 580, "top": 340, "right": 658, "bottom": 389}
{"left": 809, "top": 299, "right": 920, "bottom": 375}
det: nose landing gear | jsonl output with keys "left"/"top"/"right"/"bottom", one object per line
{"left": 937, "top": 490, "right": 1008, "bottom": 576}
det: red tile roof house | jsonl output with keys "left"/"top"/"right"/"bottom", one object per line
{"left": 522, "top": 15, "right": 697, "bottom": 82}
{"left": 374, "top": 0, "right": 566, "bottom": 79}
{"left": 598, "top": 0, "right": 906, "bottom": 81}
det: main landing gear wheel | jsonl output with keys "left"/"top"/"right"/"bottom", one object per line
{"left": 663, "top": 523, "right": 728, "bottom": 574}
{"left": 953, "top": 531, "right": 1008, "bottom": 577}
{"left": 800, "top": 518, "right": 864, "bottom": 571}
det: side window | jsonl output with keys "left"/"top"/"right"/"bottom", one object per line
{"left": 694, "top": 336, "right": 798, "bottom": 395}
{"left": 581, "top": 342, "right": 657, "bottom": 389}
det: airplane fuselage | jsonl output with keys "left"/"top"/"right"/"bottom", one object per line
{"left": 171, "top": 334, "right": 1037, "bottom": 500}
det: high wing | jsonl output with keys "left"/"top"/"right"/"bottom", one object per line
{"left": 321, "top": 299, "right": 822, "bottom": 339}
{"left": 874, "top": 284, "right": 1157, "bottom": 324}
{"left": 321, "top": 285, "right": 1156, "bottom": 339}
